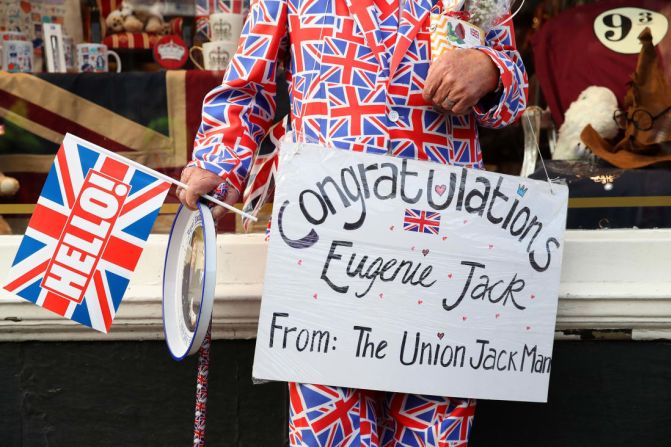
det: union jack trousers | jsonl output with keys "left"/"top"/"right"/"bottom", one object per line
{"left": 192, "top": 0, "right": 527, "bottom": 444}
{"left": 290, "top": 384, "right": 476, "bottom": 447}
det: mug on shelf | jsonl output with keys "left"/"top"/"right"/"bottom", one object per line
{"left": 1, "top": 40, "right": 34, "bottom": 73}
{"left": 189, "top": 41, "right": 237, "bottom": 71}
{"left": 63, "top": 36, "right": 75, "bottom": 72}
{"left": 76, "top": 43, "right": 121, "bottom": 73}
{"left": 209, "top": 13, "right": 245, "bottom": 42}
{"left": 0, "top": 31, "right": 29, "bottom": 66}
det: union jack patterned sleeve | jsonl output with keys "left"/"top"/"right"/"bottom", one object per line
{"left": 192, "top": 0, "right": 289, "bottom": 194}
{"left": 472, "top": 14, "right": 529, "bottom": 129}
{"left": 196, "top": 0, "right": 529, "bottom": 199}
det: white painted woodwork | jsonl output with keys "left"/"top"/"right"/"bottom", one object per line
{"left": 0, "top": 230, "right": 669, "bottom": 341}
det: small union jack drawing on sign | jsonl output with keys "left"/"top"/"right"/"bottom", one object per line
{"left": 403, "top": 209, "right": 441, "bottom": 235}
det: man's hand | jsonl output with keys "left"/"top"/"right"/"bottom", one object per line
{"left": 178, "top": 166, "right": 240, "bottom": 220}
{"left": 422, "top": 48, "right": 500, "bottom": 115}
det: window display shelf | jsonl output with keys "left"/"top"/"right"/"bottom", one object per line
{"left": 531, "top": 161, "right": 671, "bottom": 229}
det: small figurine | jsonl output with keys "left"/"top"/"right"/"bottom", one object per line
{"left": 554, "top": 86, "right": 619, "bottom": 161}
{"left": 104, "top": 1, "right": 168, "bottom": 36}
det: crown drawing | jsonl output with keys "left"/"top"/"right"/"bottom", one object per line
{"left": 209, "top": 48, "right": 230, "bottom": 65}
{"left": 517, "top": 184, "right": 528, "bottom": 198}
{"left": 213, "top": 21, "right": 232, "bottom": 38}
{"left": 157, "top": 41, "right": 185, "bottom": 61}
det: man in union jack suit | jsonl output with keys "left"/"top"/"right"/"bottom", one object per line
{"left": 178, "top": 0, "right": 528, "bottom": 445}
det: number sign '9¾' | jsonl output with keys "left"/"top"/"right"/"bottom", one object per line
{"left": 594, "top": 7, "right": 668, "bottom": 54}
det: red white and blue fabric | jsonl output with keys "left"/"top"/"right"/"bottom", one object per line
{"left": 290, "top": 383, "right": 476, "bottom": 447}
{"left": 403, "top": 208, "right": 441, "bottom": 235}
{"left": 194, "top": 0, "right": 528, "bottom": 200}
{"left": 242, "top": 118, "right": 285, "bottom": 231}
{"left": 193, "top": 0, "right": 527, "bottom": 445}
{"left": 3, "top": 138, "right": 171, "bottom": 333}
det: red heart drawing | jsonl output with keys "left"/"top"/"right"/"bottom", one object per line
{"left": 297, "top": 259, "right": 303, "bottom": 266}
{"left": 442, "top": 236, "right": 447, "bottom": 241}
{"left": 435, "top": 184, "right": 447, "bottom": 196}
{"left": 313, "top": 293, "right": 318, "bottom": 299}
{"left": 448, "top": 273, "right": 453, "bottom": 279}
{"left": 422, "top": 249, "right": 429, "bottom": 256}
{"left": 437, "top": 332, "right": 444, "bottom": 340}
{"left": 417, "top": 299, "right": 423, "bottom": 304}
{"left": 495, "top": 313, "right": 500, "bottom": 319}
{"left": 462, "top": 316, "right": 467, "bottom": 321}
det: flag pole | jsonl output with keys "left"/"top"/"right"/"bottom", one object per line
{"left": 63, "top": 134, "right": 258, "bottom": 222}
{"left": 174, "top": 178, "right": 257, "bottom": 222}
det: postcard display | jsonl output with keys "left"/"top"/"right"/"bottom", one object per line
{"left": 254, "top": 139, "right": 569, "bottom": 403}
{"left": 0, "top": 0, "right": 66, "bottom": 44}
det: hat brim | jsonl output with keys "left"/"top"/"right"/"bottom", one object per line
{"left": 581, "top": 125, "right": 671, "bottom": 169}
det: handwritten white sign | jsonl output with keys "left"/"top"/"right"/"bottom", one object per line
{"left": 253, "top": 143, "right": 568, "bottom": 403}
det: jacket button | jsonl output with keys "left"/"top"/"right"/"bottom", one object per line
{"left": 388, "top": 110, "right": 400, "bottom": 122}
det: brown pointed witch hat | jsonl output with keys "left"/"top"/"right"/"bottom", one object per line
{"left": 581, "top": 27, "right": 671, "bottom": 168}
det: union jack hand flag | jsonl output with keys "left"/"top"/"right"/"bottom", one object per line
{"left": 2, "top": 134, "right": 172, "bottom": 333}
{"left": 403, "top": 208, "right": 441, "bottom": 235}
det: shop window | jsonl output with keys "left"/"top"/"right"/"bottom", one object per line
{"left": 1, "top": 0, "right": 670, "bottom": 235}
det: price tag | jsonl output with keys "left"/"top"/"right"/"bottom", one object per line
{"left": 594, "top": 7, "right": 669, "bottom": 54}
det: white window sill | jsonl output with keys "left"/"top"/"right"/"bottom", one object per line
{"left": 1, "top": 230, "right": 670, "bottom": 341}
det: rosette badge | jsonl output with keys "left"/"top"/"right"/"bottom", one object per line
{"left": 158, "top": 41, "right": 186, "bottom": 61}
{"left": 153, "top": 35, "right": 188, "bottom": 70}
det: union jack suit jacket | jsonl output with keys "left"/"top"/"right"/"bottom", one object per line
{"left": 192, "top": 0, "right": 528, "bottom": 195}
